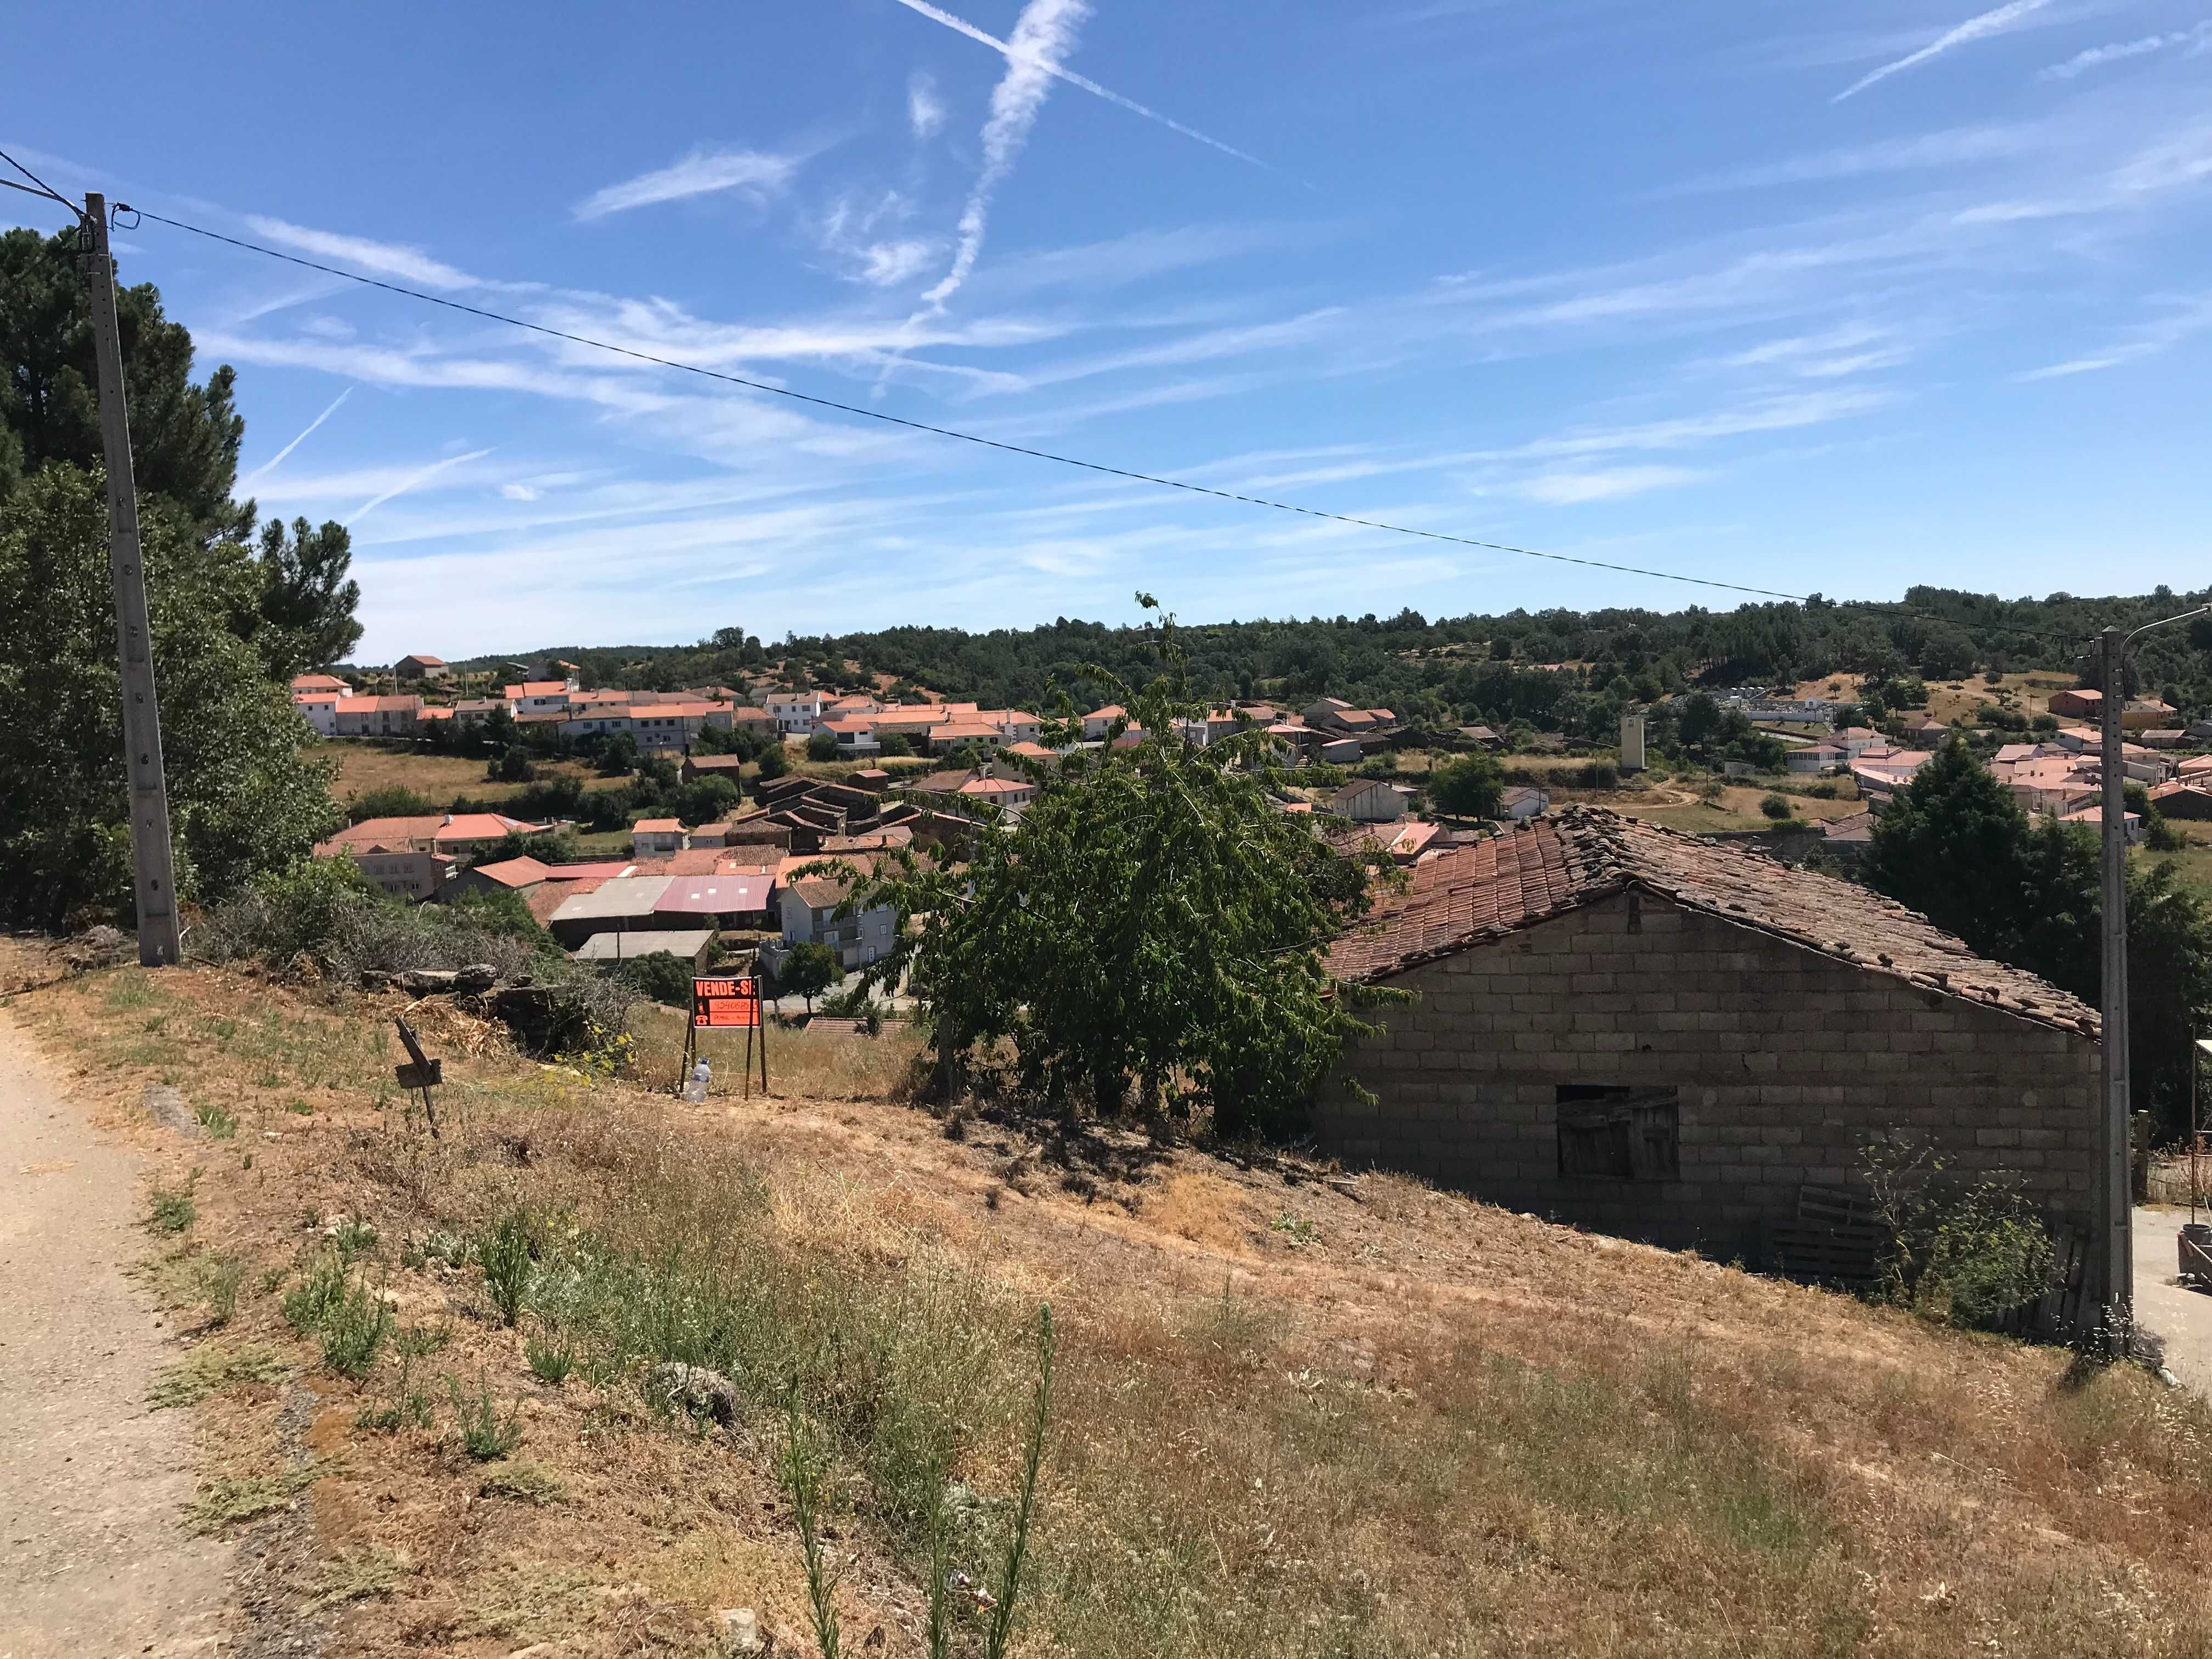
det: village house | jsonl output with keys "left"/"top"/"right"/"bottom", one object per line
{"left": 958, "top": 773, "right": 1037, "bottom": 814}
{"left": 573, "top": 929, "right": 715, "bottom": 967}
{"left": 291, "top": 689, "right": 342, "bottom": 736}
{"left": 504, "top": 680, "right": 575, "bottom": 716}
{"left": 631, "top": 818, "right": 686, "bottom": 856}
{"left": 680, "top": 755, "right": 751, "bottom": 786}
{"left": 291, "top": 672, "right": 349, "bottom": 696}
{"left": 1499, "top": 785, "right": 1549, "bottom": 820}
{"left": 331, "top": 695, "right": 423, "bottom": 737}
{"left": 1081, "top": 704, "right": 1128, "bottom": 742}
{"left": 651, "top": 872, "right": 777, "bottom": 932}
{"left": 765, "top": 689, "right": 826, "bottom": 734}
{"left": 929, "top": 721, "right": 1007, "bottom": 756}
{"left": 545, "top": 874, "right": 675, "bottom": 949}
{"left": 394, "top": 653, "right": 450, "bottom": 682}
{"left": 777, "top": 871, "right": 896, "bottom": 969}
{"left": 1785, "top": 743, "right": 1845, "bottom": 775}
{"left": 1327, "top": 777, "right": 1415, "bottom": 823}
{"left": 1318, "top": 809, "right": 2099, "bottom": 1262}
{"left": 348, "top": 842, "right": 454, "bottom": 901}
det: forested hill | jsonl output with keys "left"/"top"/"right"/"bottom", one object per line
{"left": 445, "top": 583, "right": 2212, "bottom": 740}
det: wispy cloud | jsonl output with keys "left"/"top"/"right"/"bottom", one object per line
{"left": 1834, "top": 0, "right": 2052, "bottom": 101}
{"left": 352, "top": 448, "right": 494, "bottom": 520}
{"left": 1722, "top": 323, "right": 1913, "bottom": 377}
{"left": 919, "top": 0, "right": 1091, "bottom": 314}
{"left": 573, "top": 146, "right": 806, "bottom": 221}
{"left": 1668, "top": 123, "right": 2053, "bottom": 193}
{"left": 1509, "top": 465, "right": 1709, "bottom": 505}
{"left": 886, "top": 0, "right": 1268, "bottom": 170}
{"left": 240, "top": 386, "right": 352, "bottom": 486}
{"left": 501, "top": 483, "right": 541, "bottom": 501}
{"left": 242, "top": 216, "right": 483, "bottom": 290}
{"left": 2037, "top": 23, "right": 2211, "bottom": 79}
{"left": 908, "top": 69, "right": 947, "bottom": 139}
{"left": 2017, "top": 293, "right": 2212, "bottom": 378}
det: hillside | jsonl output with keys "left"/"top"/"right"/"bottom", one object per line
{"left": 8, "top": 945, "right": 2212, "bottom": 1658}
{"left": 399, "top": 584, "right": 2212, "bottom": 743}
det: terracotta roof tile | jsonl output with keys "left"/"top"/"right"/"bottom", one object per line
{"left": 1327, "top": 806, "right": 2097, "bottom": 1035}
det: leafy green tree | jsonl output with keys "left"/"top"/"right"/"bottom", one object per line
{"left": 345, "top": 783, "right": 442, "bottom": 823}
{"left": 618, "top": 950, "right": 696, "bottom": 1010}
{"left": 0, "top": 228, "right": 247, "bottom": 537}
{"left": 0, "top": 465, "right": 338, "bottom": 928}
{"left": 838, "top": 597, "right": 1397, "bottom": 1137}
{"left": 672, "top": 776, "right": 740, "bottom": 826}
{"left": 775, "top": 941, "right": 842, "bottom": 1013}
{"left": 253, "top": 515, "right": 361, "bottom": 674}
{"left": 806, "top": 729, "right": 840, "bottom": 761}
{"left": 1865, "top": 735, "right": 2212, "bottom": 1135}
{"left": 1429, "top": 752, "right": 1504, "bottom": 819}
{"left": 450, "top": 884, "right": 551, "bottom": 944}
{"left": 755, "top": 742, "right": 791, "bottom": 783}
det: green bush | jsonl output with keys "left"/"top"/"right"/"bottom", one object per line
{"left": 1759, "top": 794, "right": 1792, "bottom": 821}
{"left": 618, "top": 951, "right": 696, "bottom": 1010}
{"left": 147, "top": 1174, "right": 198, "bottom": 1235}
{"left": 476, "top": 1211, "right": 534, "bottom": 1327}
{"left": 319, "top": 1278, "right": 393, "bottom": 1380}
{"left": 449, "top": 1371, "right": 524, "bottom": 1460}
{"left": 806, "top": 730, "right": 841, "bottom": 762}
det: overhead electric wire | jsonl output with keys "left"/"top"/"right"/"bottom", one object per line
{"left": 115, "top": 199, "right": 2109, "bottom": 653}
{"left": 0, "top": 146, "right": 76, "bottom": 211}
{"left": 128, "top": 205, "right": 1823, "bottom": 603}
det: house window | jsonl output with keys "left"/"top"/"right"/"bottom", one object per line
{"left": 1556, "top": 1086, "right": 1679, "bottom": 1181}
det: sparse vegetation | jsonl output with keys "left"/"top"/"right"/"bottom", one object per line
{"left": 475, "top": 1210, "right": 534, "bottom": 1326}
{"left": 148, "top": 1342, "right": 287, "bottom": 1408}
{"left": 523, "top": 1329, "right": 574, "bottom": 1386}
{"left": 449, "top": 1370, "right": 525, "bottom": 1460}
{"left": 146, "top": 1173, "right": 198, "bottom": 1235}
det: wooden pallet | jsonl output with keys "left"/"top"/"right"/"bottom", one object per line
{"left": 1765, "top": 1184, "right": 1887, "bottom": 1286}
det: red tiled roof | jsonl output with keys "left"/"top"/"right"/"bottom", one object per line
{"left": 435, "top": 814, "right": 546, "bottom": 844}
{"left": 633, "top": 818, "right": 682, "bottom": 833}
{"left": 320, "top": 815, "right": 446, "bottom": 853}
{"left": 527, "top": 878, "right": 600, "bottom": 927}
{"left": 467, "top": 856, "right": 552, "bottom": 888}
{"left": 1327, "top": 808, "right": 2098, "bottom": 1035}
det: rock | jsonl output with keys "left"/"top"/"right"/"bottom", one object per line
{"left": 716, "top": 1607, "right": 764, "bottom": 1655}
{"left": 650, "top": 1362, "right": 740, "bottom": 1426}
{"left": 142, "top": 1084, "right": 204, "bottom": 1138}
{"left": 454, "top": 962, "right": 500, "bottom": 993}
{"left": 400, "top": 969, "right": 460, "bottom": 995}
{"left": 359, "top": 970, "right": 397, "bottom": 990}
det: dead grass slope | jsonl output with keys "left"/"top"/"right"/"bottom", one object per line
{"left": 8, "top": 945, "right": 2212, "bottom": 1658}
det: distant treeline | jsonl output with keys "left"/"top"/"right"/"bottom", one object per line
{"left": 437, "top": 585, "right": 2212, "bottom": 742}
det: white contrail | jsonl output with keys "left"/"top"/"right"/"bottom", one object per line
{"left": 921, "top": 0, "right": 1091, "bottom": 313}
{"left": 888, "top": 0, "right": 1268, "bottom": 170}
{"left": 351, "top": 448, "right": 492, "bottom": 521}
{"left": 240, "top": 386, "right": 352, "bottom": 488}
{"left": 1835, "top": 0, "right": 2052, "bottom": 100}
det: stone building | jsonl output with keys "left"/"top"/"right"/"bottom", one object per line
{"left": 1320, "top": 808, "right": 2100, "bottom": 1261}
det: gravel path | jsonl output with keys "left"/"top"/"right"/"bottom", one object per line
{"left": 0, "top": 1006, "right": 228, "bottom": 1658}
{"left": 2136, "top": 1205, "right": 2212, "bottom": 1395}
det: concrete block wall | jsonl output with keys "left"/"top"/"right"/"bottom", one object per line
{"left": 1321, "top": 889, "right": 2100, "bottom": 1255}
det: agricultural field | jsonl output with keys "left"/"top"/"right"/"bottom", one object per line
{"left": 312, "top": 742, "right": 630, "bottom": 814}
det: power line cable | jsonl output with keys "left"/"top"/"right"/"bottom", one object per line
{"left": 0, "top": 147, "right": 77, "bottom": 211}
{"left": 122, "top": 202, "right": 2109, "bottom": 653}
{"left": 129, "top": 206, "right": 1820, "bottom": 603}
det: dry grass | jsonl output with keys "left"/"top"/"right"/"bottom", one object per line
{"left": 14, "top": 946, "right": 2212, "bottom": 1657}
{"left": 313, "top": 742, "right": 619, "bottom": 811}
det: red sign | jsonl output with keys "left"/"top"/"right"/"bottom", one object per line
{"left": 693, "top": 975, "right": 761, "bottom": 1029}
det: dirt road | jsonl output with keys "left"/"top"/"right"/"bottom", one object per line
{"left": 0, "top": 1007, "right": 228, "bottom": 1658}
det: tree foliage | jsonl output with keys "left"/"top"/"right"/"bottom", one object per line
{"left": 836, "top": 599, "right": 1399, "bottom": 1138}
{"left": 0, "top": 465, "right": 339, "bottom": 927}
{"left": 1429, "top": 753, "right": 1504, "bottom": 819}
{"left": 253, "top": 514, "right": 362, "bottom": 674}
{"left": 1865, "top": 735, "right": 2212, "bottom": 1135}
{"left": 775, "top": 941, "right": 842, "bottom": 1012}
{"left": 0, "top": 226, "right": 247, "bottom": 537}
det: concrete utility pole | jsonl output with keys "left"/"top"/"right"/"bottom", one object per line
{"left": 2094, "top": 606, "right": 2210, "bottom": 1344}
{"left": 82, "top": 193, "right": 184, "bottom": 967}
{"left": 2096, "top": 627, "right": 2131, "bottom": 1339}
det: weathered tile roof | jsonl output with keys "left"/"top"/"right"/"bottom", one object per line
{"left": 1327, "top": 806, "right": 2098, "bottom": 1035}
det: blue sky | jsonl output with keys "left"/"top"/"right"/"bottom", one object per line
{"left": 9, "top": 0, "right": 2212, "bottom": 663}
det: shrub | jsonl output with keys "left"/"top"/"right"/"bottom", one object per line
{"left": 807, "top": 730, "right": 841, "bottom": 762}
{"left": 1865, "top": 1139, "right": 2056, "bottom": 1330}
{"left": 147, "top": 1174, "right": 198, "bottom": 1234}
{"left": 198, "top": 1253, "right": 249, "bottom": 1326}
{"left": 618, "top": 951, "right": 696, "bottom": 1010}
{"left": 476, "top": 1211, "right": 534, "bottom": 1327}
{"left": 319, "top": 1278, "right": 393, "bottom": 1379}
{"left": 449, "top": 1371, "right": 525, "bottom": 1460}
{"left": 524, "top": 1331, "right": 575, "bottom": 1386}
{"left": 282, "top": 1254, "right": 350, "bottom": 1333}
{"left": 1759, "top": 794, "right": 1792, "bottom": 821}
{"left": 1429, "top": 753, "right": 1503, "bottom": 819}
{"left": 193, "top": 1099, "right": 238, "bottom": 1139}
{"left": 345, "top": 783, "right": 441, "bottom": 823}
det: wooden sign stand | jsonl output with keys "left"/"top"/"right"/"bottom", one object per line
{"left": 392, "top": 1015, "right": 443, "bottom": 1139}
{"left": 689, "top": 975, "right": 769, "bottom": 1100}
